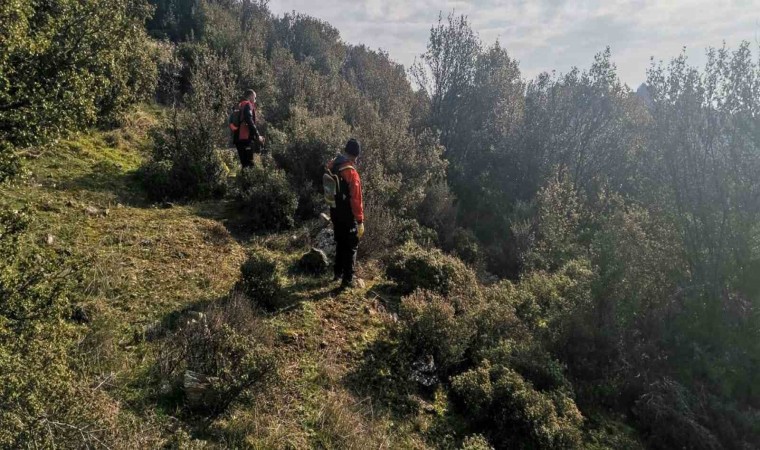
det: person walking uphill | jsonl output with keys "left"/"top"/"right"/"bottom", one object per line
{"left": 327, "top": 139, "right": 365, "bottom": 290}
{"left": 232, "top": 89, "right": 264, "bottom": 168}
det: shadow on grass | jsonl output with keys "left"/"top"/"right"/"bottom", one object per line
{"left": 58, "top": 161, "right": 150, "bottom": 207}
{"left": 193, "top": 199, "right": 272, "bottom": 243}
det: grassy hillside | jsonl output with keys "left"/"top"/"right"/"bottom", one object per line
{"left": 1, "top": 108, "right": 451, "bottom": 448}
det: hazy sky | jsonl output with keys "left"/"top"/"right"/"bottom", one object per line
{"left": 268, "top": 0, "right": 760, "bottom": 87}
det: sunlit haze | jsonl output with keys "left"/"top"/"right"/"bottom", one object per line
{"left": 269, "top": 0, "right": 760, "bottom": 87}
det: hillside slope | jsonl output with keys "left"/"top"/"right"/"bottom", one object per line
{"left": 1, "top": 110, "right": 451, "bottom": 448}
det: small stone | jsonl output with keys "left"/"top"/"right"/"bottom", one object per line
{"left": 85, "top": 206, "right": 100, "bottom": 216}
{"left": 184, "top": 370, "right": 221, "bottom": 410}
{"left": 159, "top": 380, "right": 172, "bottom": 396}
{"left": 45, "top": 234, "right": 55, "bottom": 245}
{"left": 187, "top": 311, "right": 206, "bottom": 322}
{"left": 298, "top": 248, "right": 329, "bottom": 275}
{"left": 116, "top": 203, "right": 124, "bottom": 209}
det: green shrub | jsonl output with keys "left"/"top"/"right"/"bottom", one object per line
{"left": 140, "top": 50, "right": 235, "bottom": 201}
{"left": 451, "top": 360, "right": 584, "bottom": 450}
{"left": 158, "top": 293, "right": 277, "bottom": 416}
{"left": 269, "top": 108, "right": 350, "bottom": 219}
{"left": 460, "top": 434, "right": 494, "bottom": 450}
{"left": 444, "top": 227, "right": 482, "bottom": 266}
{"left": 398, "top": 290, "right": 473, "bottom": 377}
{"left": 236, "top": 253, "right": 287, "bottom": 310}
{"left": 0, "top": 142, "right": 20, "bottom": 183}
{"left": 398, "top": 219, "right": 438, "bottom": 248}
{"left": 632, "top": 379, "right": 724, "bottom": 450}
{"left": 359, "top": 200, "right": 437, "bottom": 259}
{"left": 386, "top": 241, "right": 477, "bottom": 296}
{"left": 235, "top": 164, "right": 298, "bottom": 231}
{"left": 513, "top": 259, "right": 594, "bottom": 340}
{"left": 482, "top": 340, "right": 571, "bottom": 392}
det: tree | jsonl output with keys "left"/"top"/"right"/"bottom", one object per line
{"left": 0, "top": 0, "right": 156, "bottom": 149}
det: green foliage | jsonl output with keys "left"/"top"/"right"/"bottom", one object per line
{"left": 512, "top": 259, "right": 594, "bottom": 341}
{"left": 444, "top": 227, "right": 482, "bottom": 266}
{"left": 146, "top": 0, "right": 206, "bottom": 41}
{"left": 451, "top": 360, "right": 584, "bottom": 450}
{"left": 459, "top": 434, "right": 494, "bottom": 450}
{"left": 235, "top": 164, "right": 298, "bottom": 231}
{"left": 0, "top": 210, "right": 118, "bottom": 447}
{"left": 0, "top": 142, "right": 20, "bottom": 183}
{"left": 272, "top": 13, "right": 345, "bottom": 76}
{"left": 236, "top": 252, "right": 286, "bottom": 310}
{"left": 398, "top": 291, "right": 473, "bottom": 376}
{"left": 0, "top": 209, "right": 73, "bottom": 325}
{"left": 0, "top": 0, "right": 156, "bottom": 146}
{"left": 158, "top": 293, "right": 277, "bottom": 415}
{"left": 141, "top": 50, "right": 235, "bottom": 200}
{"left": 386, "top": 242, "right": 477, "bottom": 296}
{"left": 270, "top": 107, "right": 350, "bottom": 219}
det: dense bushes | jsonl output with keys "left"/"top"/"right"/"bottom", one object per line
{"left": 398, "top": 291, "right": 473, "bottom": 377}
{"left": 363, "top": 266, "right": 593, "bottom": 448}
{"left": 385, "top": 242, "right": 477, "bottom": 296}
{"left": 0, "top": 0, "right": 156, "bottom": 147}
{"left": 269, "top": 108, "right": 349, "bottom": 219}
{"left": 235, "top": 164, "right": 298, "bottom": 230}
{"left": 140, "top": 50, "right": 235, "bottom": 201}
{"left": 452, "top": 361, "right": 583, "bottom": 449}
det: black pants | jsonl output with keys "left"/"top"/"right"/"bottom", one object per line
{"left": 333, "top": 224, "right": 358, "bottom": 283}
{"left": 235, "top": 140, "right": 263, "bottom": 168}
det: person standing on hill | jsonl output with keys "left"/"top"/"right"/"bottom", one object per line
{"left": 234, "top": 89, "right": 264, "bottom": 168}
{"left": 327, "top": 139, "right": 365, "bottom": 289}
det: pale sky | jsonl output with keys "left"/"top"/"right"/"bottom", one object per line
{"left": 268, "top": 0, "right": 760, "bottom": 88}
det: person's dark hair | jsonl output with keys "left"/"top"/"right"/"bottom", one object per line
{"left": 243, "top": 89, "right": 255, "bottom": 99}
{"left": 345, "top": 138, "right": 361, "bottom": 157}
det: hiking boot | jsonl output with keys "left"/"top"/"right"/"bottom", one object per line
{"left": 339, "top": 278, "right": 365, "bottom": 290}
{"left": 339, "top": 279, "right": 357, "bottom": 290}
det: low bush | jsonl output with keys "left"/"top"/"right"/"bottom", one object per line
{"left": 444, "top": 227, "right": 482, "bottom": 267}
{"left": 0, "top": 142, "right": 20, "bottom": 184}
{"left": 158, "top": 293, "right": 277, "bottom": 416}
{"left": 359, "top": 201, "right": 438, "bottom": 259}
{"left": 460, "top": 434, "right": 494, "bottom": 450}
{"left": 140, "top": 112, "right": 229, "bottom": 201}
{"left": 385, "top": 241, "right": 477, "bottom": 296}
{"left": 397, "top": 290, "right": 473, "bottom": 377}
{"left": 512, "top": 259, "right": 594, "bottom": 342}
{"left": 451, "top": 360, "right": 584, "bottom": 450}
{"left": 236, "top": 252, "right": 288, "bottom": 310}
{"left": 235, "top": 164, "right": 298, "bottom": 231}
